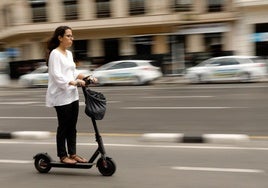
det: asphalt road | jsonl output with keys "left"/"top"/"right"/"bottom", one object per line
{"left": 0, "top": 83, "right": 268, "bottom": 187}
{"left": 0, "top": 136, "right": 267, "bottom": 188}
{"left": 1, "top": 83, "right": 268, "bottom": 136}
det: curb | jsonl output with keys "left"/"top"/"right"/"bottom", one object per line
{"left": 141, "top": 133, "right": 250, "bottom": 144}
{"left": 0, "top": 131, "right": 52, "bottom": 140}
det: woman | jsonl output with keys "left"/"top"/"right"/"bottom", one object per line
{"left": 46, "top": 26, "right": 96, "bottom": 164}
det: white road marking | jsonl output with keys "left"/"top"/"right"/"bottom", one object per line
{"left": 143, "top": 96, "right": 213, "bottom": 99}
{"left": 122, "top": 107, "right": 245, "bottom": 110}
{"left": 0, "top": 140, "right": 268, "bottom": 151}
{"left": 0, "top": 117, "right": 56, "bottom": 119}
{"left": 0, "top": 102, "right": 40, "bottom": 105}
{"left": 79, "top": 101, "right": 120, "bottom": 106}
{"left": 0, "top": 159, "right": 32, "bottom": 164}
{"left": 171, "top": 166, "right": 265, "bottom": 173}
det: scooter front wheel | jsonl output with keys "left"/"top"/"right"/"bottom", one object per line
{"left": 97, "top": 157, "right": 116, "bottom": 176}
{"left": 34, "top": 153, "right": 52, "bottom": 173}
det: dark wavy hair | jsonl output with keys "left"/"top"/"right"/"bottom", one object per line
{"left": 46, "top": 26, "right": 72, "bottom": 65}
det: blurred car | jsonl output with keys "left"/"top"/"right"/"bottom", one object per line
{"left": 92, "top": 60, "right": 162, "bottom": 85}
{"left": 185, "top": 56, "right": 267, "bottom": 83}
{"left": 18, "top": 65, "right": 91, "bottom": 87}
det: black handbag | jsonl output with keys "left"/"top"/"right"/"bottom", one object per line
{"left": 82, "top": 87, "right": 106, "bottom": 120}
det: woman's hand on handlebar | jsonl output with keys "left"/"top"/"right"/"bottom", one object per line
{"left": 69, "top": 79, "right": 86, "bottom": 87}
{"left": 83, "top": 75, "right": 98, "bottom": 86}
{"left": 76, "top": 79, "right": 86, "bottom": 87}
{"left": 90, "top": 76, "right": 98, "bottom": 84}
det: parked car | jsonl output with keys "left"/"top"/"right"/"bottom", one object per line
{"left": 92, "top": 60, "right": 162, "bottom": 85}
{"left": 18, "top": 65, "right": 91, "bottom": 87}
{"left": 185, "top": 56, "right": 267, "bottom": 83}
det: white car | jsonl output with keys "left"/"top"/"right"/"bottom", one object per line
{"left": 185, "top": 56, "right": 267, "bottom": 83}
{"left": 92, "top": 60, "right": 162, "bottom": 85}
{"left": 18, "top": 65, "right": 91, "bottom": 87}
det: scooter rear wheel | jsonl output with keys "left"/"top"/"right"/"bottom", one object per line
{"left": 34, "top": 154, "right": 52, "bottom": 173}
{"left": 97, "top": 157, "right": 116, "bottom": 176}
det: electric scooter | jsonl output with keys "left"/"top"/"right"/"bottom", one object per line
{"left": 33, "top": 82, "right": 116, "bottom": 176}
{"left": 33, "top": 117, "right": 116, "bottom": 176}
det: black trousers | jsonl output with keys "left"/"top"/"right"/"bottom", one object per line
{"left": 55, "top": 100, "right": 79, "bottom": 158}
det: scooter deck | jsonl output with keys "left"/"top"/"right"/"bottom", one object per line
{"left": 50, "top": 161, "right": 95, "bottom": 169}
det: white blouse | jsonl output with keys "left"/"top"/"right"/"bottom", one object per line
{"left": 46, "top": 49, "right": 79, "bottom": 107}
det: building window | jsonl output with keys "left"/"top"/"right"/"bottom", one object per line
{"left": 73, "top": 40, "right": 88, "bottom": 61}
{"left": 29, "top": 0, "right": 47, "bottom": 22}
{"left": 173, "top": 0, "right": 193, "bottom": 12}
{"left": 63, "top": 0, "right": 78, "bottom": 20}
{"left": 129, "top": 0, "right": 145, "bottom": 16}
{"left": 207, "top": 0, "right": 223, "bottom": 12}
{"left": 104, "top": 39, "right": 119, "bottom": 63}
{"left": 2, "top": 5, "right": 13, "bottom": 27}
{"left": 133, "top": 36, "right": 152, "bottom": 59}
{"left": 204, "top": 33, "right": 223, "bottom": 56}
{"left": 255, "top": 23, "right": 268, "bottom": 57}
{"left": 255, "top": 23, "right": 268, "bottom": 33}
{"left": 96, "top": 0, "right": 111, "bottom": 18}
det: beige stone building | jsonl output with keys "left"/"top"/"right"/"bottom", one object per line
{"left": 0, "top": 0, "right": 238, "bottom": 77}
{"left": 234, "top": 0, "right": 268, "bottom": 57}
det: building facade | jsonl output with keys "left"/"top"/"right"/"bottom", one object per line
{"left": 0, "top": 0, "right": 238, "bottom": 77}
{"left": 234, "top": 0, "right": 268, "bottom": 58}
